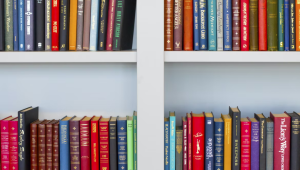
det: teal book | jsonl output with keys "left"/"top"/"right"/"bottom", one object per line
{"left": 208, "top": 0, "right": 217, "bottom": 50}
{"left": 278, "top": 0, "right": 284, "bottom": 51}
{"left": 127, "top": 116, "right": 134, "bottom": 170}
{"left": 133, "top": 112, "right": 137, "bottom": 170}
{"left": 169, "top": 112, "right": 176, "bottom": 170}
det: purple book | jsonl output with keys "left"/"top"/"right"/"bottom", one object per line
{"left": 25, "top": 0, "right": 34, "bottom": 50}
{"left": 173, "top": 0, "right": 183, "bottom": 51}
{"left": 248, "top": 117, "right": 260, "bottom": 170}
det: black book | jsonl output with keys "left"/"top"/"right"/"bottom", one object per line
{"left": 286, "top": 112, "right": 300, "bottom": 170}
{"left": 0, "top": 0, "right": 4, "bottom": 51}
{"left": 59, "top": 0, "right": 69, "bottom": 51}
{"left": 290, "top": 0, "right": 296, "bottom": 51}
{"left": 18, "top": 106, "right": 39, "bottom": 170}
{"left": 229, "top": 106, "right": 241, "bottom": 170}
{"left": 35, "top": 0, "right": 45, "bottom": 50}
{"left": 112, "top": 0, "right": 136, "bottom": 50}
{"left": 176, "top": 126, "right": 183, "bottom": 170}
{"left": 97, "top": 0, "right": 109, "bottom": 50}
{"left": 109, "top": 117, "right": 117, "bottom": 170}
{"left": 254, "top": 113, "right": 267, "bottom": 170}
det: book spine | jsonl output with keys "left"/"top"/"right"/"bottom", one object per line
{"left": 250, "top": 122, "right": 259, "bottom": 170}
{"left": 216, "top": 0, "right": 223, "bottom": 50}
{"left": 82, "top": 0, "right": 91, "bottom": 50}
{"left": 133, "top": 115, "right": 137, "bottom": 170}
{"left": 80, "top": 121, "right": 90, "bottom": 170}
{"left": 259, "top": 118, "right": 266, "bottom": 170}
{"left": 46, "top": 124, "right": 53, "bottom": 170}
{"left": 273, "top": 117, "right": 290, "bottom": 170}
{"left": 240, "top": 121, "right": 251, "bottom": 170}
{"left": 13, "top": 0, "right": 18, "bottom": 51}
{"left": 223, "top": 0, "right": 232, "bottom": 50}
{"left": 30, "top": 123, "right": 38, "bottom": 170}
{"left": 18, "top": 113, "right": 25, "bottom": 170}
{"left": 9, "top": 121, "right": 18, "bottom": 170}
{"left": 290, "top": 117, "right": 300, "bottom": 170}
{"left": 89, "top": 0, "right": 100, "bottom": 51}
{"left": 98, "top": 0, "right": 109, "bottom": 50}
{"left": 249, "top": 0, "right": 258, "bottom": 50}
{"left": 205, "top": 117, "right": 214, "bottom": 170}
{"left": 45, "top": 0, "right": 51, "bottom": 50}
{"left": 117, "top": 120, "right": 127, "bottom": 170}
{"left": 183, "top": 0, "right": 193, "bottom": 50}
{"left": 0, "top": 0, "right": 5, "bottom": 50}
{"left": 232, "top": 0, "right": 240, "bottom": 50}
{"left": 53, "top": 123, "right": 59, "bottom": 170}
{"left": 208, "top": 0, "right": 217, "bottom": 50}
{"left": 231, "top": 113, "right": 241, "bottom": 170}
{"left": 36, "top": 0, "right": 45, "bottom": 51}
{"left": 174, "top": 0, "right": 183, "bottom": 51}
{"left": 5, "top": 0, "right": 13, "bottom": 51}
{"left": 59, "top": 120, "right": 70, "bottom": 170}
{"left": 99, "top": 121, "right": 109, "bottom": 170}
{"left": 76, "top": 0, "right": 84, "bottom": 50}
{"left": 25, "top": 0, "right": 34, "bottom": 50}
{"left": 38, "top": 124, "right": 46, "bottom": 170}
{"left": 284, "top": 0, "right": 289, "bottom": 50}
{"left": 59, "top": 0, "right": 69, "bottom": 51}
{"left": 106, "top": 0, "right": 116, "bottom": 50}
{"left": 164, "top": 121, "right": 170, "bottom": 170}
{"left": 175, "top": 129, "right": 183, "bottom": 170}
{"left": 193, "top": 0, "right": 199, "bottom": 50}
{"left": 18, "top": 0, "right": 24, "bottom": 51}
{"left": 1, "top": 120, "right": 9, "bottom": 170}
{"left": 51, "top": 0, "right": 59, "bottom": 51}
{"left": 290, "top": 0, "right": 296, "bottom": 50}
{"left": 214, "top": 121, "right": 224, "bottom": 170}
{"left": 127, "top": 120, "right": 134, "bottom": 170}
{"left": 70, "top": 121, "right": 80, "bottom": 170}
{"left": 170, "top": 116, "right": 176, "bottom": 170}
{"left": 109, "top": 120, "right": 117, "bottom": 170}
{"left": 223, "top": 118, "right": 231, "bottom": 170}
{"left": 192, "top": 116, "right": 205, "bottom": 170}
{"left": 69, "top": 0, "right": 78, "bottom": 50}
{"left": 258, "top": 0, "right": 267, "bottom": 50}
{"left": 241, "top": 0, "right": 249, "bottom": 51}
{"left": 267, "top": 0, "right": 278, "bottom": 51}
{"left": 296, "top": 0, "right": 300, "bottom": 50}
{"left": 91, "top": 121, "right": 99, "bottom": 170}
{"left": 278, "top": 0, "right": 284, "bottom": 51}
{"left": 199, "top": 0, "right": 208, "bottom": 50}
{"left": 187, "top": 116, "right": 192, "bottom": 170}
{"left": 266, "top": 121, "right": 273, "bottom": 170}
{"left": 183, "top": 121, "right": 188, "bottom": 170}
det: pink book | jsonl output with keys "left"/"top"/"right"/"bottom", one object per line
{"left": 9, "top": 118, "right": 18, "bottom": 170}
{"left": 1, "top": 116, "right": 14, "bottom": 170}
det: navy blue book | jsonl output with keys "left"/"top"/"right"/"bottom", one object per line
{"left": 284, "top": 0, "right": 289, "bottom": 51}
{"left": 18, "top": 0, "right": 25, "bottom": 51}
{"left": 164, "top": 118, "right": 170, "bottom": 170}
{"left": 223, "top": 0, "right": 232, "bottom": 50}
{"left": 117, "top": 117, "right": 127, "bottom": 170}
{"left": 193, "top": 0, "right": 200, "bottom": 50}
{"left": 13, "top": 0, "right": 18, "bottom": 51}
{"left": 214, "top": 118, "right": 224, "bottom": 170}
{"left": 59, "top": 116, "right": 75, "bottom": 170}
{"left": 290, "top": 0, "right": 295, "bottom": 50}
{"left": 199, "top": 0, "right": 208, "bottom": 50}
{"left": 205, "top": 113, "right": 214, "bottom": 170}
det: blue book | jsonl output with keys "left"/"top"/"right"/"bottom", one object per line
{"left": 223, "top": 0, "right": 232, "bottom": 50}
{"left": 284, "top": 0, "right": 289, "bottom": 51}
{"left": 18, "top": 0, "right": 24, "bottom": 51}
{"left": 208, "top": 0, "right": 217, "bottom": 50}
{"left": 214, "top": 118, "right": 224, "bottom": 170}
{"left": 89, "top": 0, "right": 100, "bottom": 51}
{"left": 164, "top": 118, "right": 170, "bottom": 170}
{"left": 205, "top": 113, "right": 214, "bottom": 170}
{"left": 59, "top": 116, "right": 75, "bottom": 170}
{"left": 169, "top": 112, "right": 176, "bottom": 170}
{"left": 193, "top": 0, "right": 200, "bottom": 50}
{"left": 13, "top": 0, "right": 18, "bottom": 51}
{"left": 117, "top": 117, "right": 127, "bottom": 170}
{"left": 199, "top": 0, "right": 208, "bottom": 50}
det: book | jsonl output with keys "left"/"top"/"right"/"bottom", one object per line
{"left": 127, "top": 116, "right": 134, "bottom": 170}
{"left": 80, "top": 116, "right": 93, "bottom": 170}
{"left": 76, "top": 0, "right": 84, "bottom": 50}
{"left": 109, "top": 117, "right": 117, "bottom": 170}
{"left": 221, "top": 114, "right": 231, "bottom": 170}
{"left": 249, "top": 0, "right": 258, "bottom": 50}
{"left": 18, "top": 107, "right": 39, "bottom": 170}
{"left": 290, "top": 0, "right": 296, "bottom": 50}
{"left": 214, "top": 118, "right": 224, "bottom": 170}
{"left": 199, "top": 0, "right": 208, "bottom": 50}
{"left": 91, "top": 116, "right": 101, "bottom": 170}
{"left": 36, "top": 0, "right": 45, "bottom": 51}
{"left": 106, "top": 0, "right": 116, "bottom": 50}
{"left": 133, "top": 112, "right": 137, "bottom": 170}
{"left": 193, "top": 0, "right": 199, "bottom": 50}
{"left": 117, "top": 117, "right": 127, "bottom": 170}
{"left": 284, "top": 0, "right": 289, "bottom": 50}
{"left": 82, "top": 0, "right": 91, "bottom": 50}
{"left": 208, "top": 0, "right": 217, "bottom": 50}
{"left": 232, "top": 0, "right": 240, "bottom": 50}
{"left": 186, "top": 113, "right": 192, "bottom": 170}
{"left": 13, "top": 0, "right": 18, "bottom": 51}
{"left": 192, "top": 113, "right": 205, "bottom": 170}
{"left": 25, "top": 0, "right": 35, "bottom": 51}
{"left": 297, "top": 0, "right": 300, "bottom": 50}
{"left": 45, "top": 0, "right": 51, "bottom": 50}
{"left": 182, "top": 117, "right": 188, "bottom": 170}
{"left": 46, "top": 120, "right": 56, "bottom": 170}
{"left": 1, "top": 116, "right": 15, "bottom": 170}
{"left": 174, "top": 0, "right": 183, "bottom": 51}
{"left": 70, "top": 117, "right": 82, "bottom": 170}
{"left": 30, "top": 120, "right": 42, "bottom": 170}
{"left": 247, "top": 117, "right": 259, "bottom": 170}
{"left": 53, "top": 121, "right": 59, "bottom": 170}
{"left": 0, "top": 0, "right": 4, "bottom": 51}
{"left": 51, "top": 0, "right": 59, "bottom": 51}
{"left": 18, "top": 0, "right": 25, "bottom": 51}
{"left": 240, "top": 118, "right": 251, "bottom": 170}
{"left": 60, "top": 116, "right": 75, "bottom": 170}
{"left": 9, "top": 118, "right": 18, "bottom": 170}
{"left": 270, "top": 113, "right": 290, "bottom": 170}
{"left": 164, "top": 118, "right": 170, "bottom": 170}
{"left": 216, "top": 0, "right": 223, "bottom": 50}
{"left": 89, "top": 0, "right": 100, "bottom": 51}
{"left": 223, "top": 0, "right": 232, "bottom": 50}
{"left": 204, "top": 113, "right": 214, "bottom": 170}
{"left": 258, "top": 0, "right": 267, "bottom": 50}
{"left": 254, "top": 113, "right": 266, "bottom": 170}
{"left": 176, "top": 126, "right": 183, "bottom": 170}
{"left": 267, "top": 0, "right": 278, "bottom": 51}
{"left": 241, "top": 0, "right": 249, "bottom": 51}
{"left": 59, "top": 0, "right": 69, "bottom": 51}
{"left": 5, "top": 0, "right": 13, "bottom": 51}
{"left": 286, "top": 112, "right": 300, "bottom": 170}
{"left": 99, "top": 117, "right": 110, "bottom": 170}
{"left": 169, "top": 112, "right": 176, "bottom": 170}
{"left": 229, "top": 107, "right": 241, "bottom": 170}
{"left": 183, "top": 0, "right": 193, "bottom": 50}
{"left": 98, "top": 0, "right": 109, "bottom": 50}
{"left": 266, "top": 118, "right": 273, "bottom": 170}
{"left": 69, "top": 0, "right": 78, "bottom": 50}
{"left": 38, "top": 120, "right": 51, "bottom": 170}
{"left": 278, "top": 0, "right": 284, "bottom": 51}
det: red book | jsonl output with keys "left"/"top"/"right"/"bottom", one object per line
{"left": 1, "top": 116, "right": 14, "bottom": 170}
{"left": 258, "top": 0, "right": 267, "bottom": 50}
{"left": 192, "top": 113, "right": 205, "bottom": 170}
{"left": 241, "top": 0, "right": 249, "bottom": 51}
{"left": 182, "top": 117, "right": 188, "bottom": 170}
{"left": 80, "top": 116, "right": 94, "bottom": 170}
{"left": 186, "top": 113, "right": 192, "bottom": 170}
{"left": 51, "top": 0, "right": 60, "bottom": 51}
{"left": 9, "top": 118, "right": 18, "bottom": 170}
{"left": 39, "top": 120, "right": 51, "bottom": 170}
{"left": 91, "top": 116, "right": 101, "bottom": 170}
{"left": 99, "top": 117, "right": 110, "bottom": 170}
{"left": 270, "top": 113, "right": 291, "bottom": 170}
{"left": 240, "top": 118, "right": 251, "bottom": 170}
{"left": 31, "top": 120, "right": 42, "bottom": 170}
{"left": 106, "top": 0, "right": 116, "bottom": 50}
{"left": 53, "top": 121, "right": 60, "bottom": 170}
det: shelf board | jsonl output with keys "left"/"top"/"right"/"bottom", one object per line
{"left": 0, "top": 51, "right": 137, "bottom": 63}
{"left": 165, "top": 51, "right": 300, "bottom": 62}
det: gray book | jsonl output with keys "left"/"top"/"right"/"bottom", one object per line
{"left": 25, "top": 0, "right": 34, "bottom": 50}
{"left": 266, "top": 118, "right": 274, "bottom": 170}
{"left": 176, "top": 126, "right": 183, "bottom": 170}
{"left": 4, "top": 0, "right": 13, "bottom": 51}
{"left": 45, "top": 0, "right": 51, "bottom": 51}
{"left": 76, "top": 0, "right": 84, "bottom": 50}
{"left": 216, "top": 0, "right": 223, "bottom": 51}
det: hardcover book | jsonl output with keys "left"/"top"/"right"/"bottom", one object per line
{"left": 80, "top": 116, "right": 93, "bottom": 170}
{"left": 193, "top": 0, "right": 199, "bottom": 50}
{"left": 1, "top": 116, "right": 15, "bottom": 170}
{"left": 240, "top": 118, "right": 251, "bottom": 170}
{"left": 69, "top": 0, "right": 78, "bottom": 50}
{"left": 117, "top": 117, "right": 127, "bottom": 170}
{"left": 70, "top": 117, "right": 83, "bottom": 170}
{"left": 278, "top": 0, "right": 284, "bottom": 51}
{"left": 258, "top": 0, "right": 267, "bottom": 50}
{"left": 18, "top": 0, "right": 25, "bottom": 51}
{"left": 186, "top": 113, "right": 192, "bottom": 170}
{"left": 174, "top": 0, "right": 183, "bottom": 50}
{"left": 133, "top": 112, "right": 137, "bottom": 170}
{"left": 241, "top": 0, "right": 249, "bottom": 51}
{"left": 38, "top": 120, "right": 52, "bottom": 170}
{"left": 266, "top": 118, "right": 273, "bottom": 170}
{"left": 46, "top": 120, "right": 57, "bottom": 170}
{"left": 183, "top": 0, "right": 193, "bottom": 50}
{"left": 99, "top": 117, "right": 110, "bottom": 170}
{"left": 221, "top": 114, "right": 231, "bottom": 170}
{"left": 89, "top": 0, "right": 100, "bottom": 51}
{"left": 76, "top": 0, "right": 84, "bottom": 50}
{"left": 24, "top": 0, "right": 34, "bottom": 51}
{"left": 9, "top": 118, "right": 18, "bottom": 170}
{"left": 98, "top": 0, "right": 109, "bottom": 50}
{"left": 267, "top": 0, "right": 278, "bottom": 51}
{"left": 82, "top": 0, "right": 92, "bottom": 50}
{"left": 249, "top": 0, "right": 258, "bottom": 50}
{"left": 91, "top": 116, "right": 101, "bottom": 170}
{"left": 232, "top": 0, "right": 241, "bottom": 51}
{"left": 30, "top": 120, "right": 42, "bottom": 170}
{"left": 182, "top": 117, "right": 187, "bottom": 170}
{"left": 229, "top": 107, "right": 241, "bottom": 170}
{"left": 13, "top": 0, "right": 18, "bottom": 51}
{"left": 36, "top": 0, "right": 45, "bottom": 51}
{"left": 223, "top": 0, "right": 232, "bottom": 50}
{"left": 199, "top": 0, "right": 208, "bottom": 50}
{"left": 297, "top": 0, "right": 300, "bottom": 50}
{"left": 164, "top": 118, "right": 170, "bottom": 170}
{"left": 192, "top": 113, "right": 205, "bottom": 170}
{"left": 290, "top": 0, "right": 296, "bottom": 50}
{"left": 106, "top": 0, "right": 116, "bottom": 50}
{"left": 109, "top": 117, "right": 117, "bottom": 170}
{"left": 169, "top": 112, "right": 176, "bottom": 170}
{"left": 204, "top": 113, "right": 214, "bottom": 170}
{"left": 217, "top": 0, "right": 223, "bottom": 50}
{"left": 5, "top": 0, "right": 13, "bottom": 51}
{"left": 254, "top": 113, "right": 266, "bottom": 170}
{"left": 176, "top": 126, "right": 183, "bottom": 170}
{"left": 59, "top": 0, "right": 69, "bottom": 51}
{"left": 60, "top": 116, "right": 75, "bottom": 170}
{"left": 214, "top": 118, "right": 224, "bottom": 170}
{"left": 247, "top": 117, "right": 259, "bottom": 170}
{"left": 0, "top": 0, "right": 5, "bottom": 50}
{"left": 286, "top": 112, "right": 300, "bottom": 170}
{"left": 284, "top": 0, "right": 289, "bottom": 50}
{"left": 53, "top": 121, "right": 60, "bottom": 170}
{"left": 51, "top": 0, "right": 59, "bottom": 51}
{"left": 45, "top": 0, "right": 51, "bottom": 50}
{"left": 127, "top": 116, "right": 134, "bottom": 170}
{"left": 208, "top": 0, "right": 217, "bottom": 51}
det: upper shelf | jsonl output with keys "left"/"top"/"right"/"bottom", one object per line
{"left": 165, "top": 51, "right": 300, "bottom": 62}
{"left": 0, "top": 51, "right": 137, "bottom": 63}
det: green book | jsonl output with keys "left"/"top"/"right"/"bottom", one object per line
{"left": 133, "top": 111, "right": 137, "bottom": 170}
{"left": 278, "top": 0, "right": 284, "bottom": 50}
{"left": 175, "top": 126, "right": 183, "bottom": 170}
{"left": 4, "top": 0, "right": 13, "bottom": 51}
{"left": 127, "top": 116, "right": 134, "bottom": 170}
{"left": 267, "top": 0, "right": 278, "bottom": 51}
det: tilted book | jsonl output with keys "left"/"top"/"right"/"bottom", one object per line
{"left": 1, "top": 116, "right": 15, "bottom": 170}
{"left": 229, "top": 107, "right": 241, "bottom": 170}
{"left": 60, "top": 116, "right": 75, "bottom": 170}
{"left": 241, "top": 0, "right": 249, "bottom": 51}
{"left": 98, "top": 0, "right": 109, "bottom": 50}
{"left": 223, "top": 0, "right": 232, "bottom": 50}
{"left": 76, "top": 0, "right": 84, "bottom": 50}
{"left": 284, "top": 0, "right": 289, "bottom": 50}
{"left": 232, "top": 0, "right": 241, "bottom": 51}
{"left": 199, "top": 0, "right": 208, "bottom": 50}
{"left": 106, "top": 0, "right": 117, "bottom": 50}
{"left": 59, "top": 0, "right": 70, "bottom": 51}
{"left": 45, "top": 0, "right": 52, "bottom": 51}
{"left": 70, "top": 117, "right": 83, "bottom": 170}
{"left": 13, "top": 0, "right": 18, "bottom": 51}
{"left": 164, "top": 118, "right": 170, "bottom": 170}
{"left": 25, "top": 0, "right": 34, "bottom": 51}
{"left": 192, "top": 113, "right": 205, "bottom": 170}
{"left": 117, "top": 117, "right": 127, "bottom": 170}
{"left": 221, "top": 114, "right": 231, "bottom": 170}
{"left": 216, "top": 0, "right": 223, "bottom": 50}
{"left": 286, "top": 112, "right": 300, "bottom": 170}
{"left": 89, "top": 0, "right": 100, "bottom": 51}
{"left": 193, "top": 0, "right": 199, "bottom": 50}
{"left": 204, "top": 113, "right": 214, "bottom": 170}
{"left": 254, "top": 113, "right": 266, "bottom": 170}
{"left": 100, "top": 117, "right": 110, "bottom": 170}
{"left": 208, "top": 0, "right": 217, "bottom": 51}
{"left": 109, "top": 117, "right": 117, "bottom": 170}
{"left": 267, "top": 0, "right": 278, "bottom": 51}
{"left": 30, "top": 120, "right": 42, "bottom": 170}
{"left": 258, "top": 0, "right": 267, "bottom": 50}
{"left": 80, "top": 116, "right": 93, "bottom": 170}
{"left": 127, "top": 116, "right": 134, "bottom": 170}
{"left": 182, "top": 117, "right": 187, "bottom": 170}
{"left": 133, "top": 112, "right": 137, "bottom": 170}
{"left": 38, "top": 120, "right": 52, "bottom": 170}
{"left": 278, "top": 0, "right": 284, "bottom": 51}
{"left": 249, "top": 0, "right": 258, "bottom": 50}
{"left": 51, "top": 0, "right": 59, "bottom": 51}
{"left": 247, "top": 117, "right": 259, "bottom": 170}
{"left": 36, "top": 0, "right": 45, "bottom": 51}
{"left": 9, "top": 118, "right": 18, "bottom": 170}
{"left": 266, "top": 118, "right": 273, "bottom": 170}
{"left": 5, "top": 0, "right": 13, "bottom": 51}
{"left": 214, "top": 118, "right": 224, "bottom": 170}
{"left": 174, "top": 0, "right": 183, "bottom": 51}
{"left": 186, "top": 113, "right": 192, "bottom": 170}
{"left": 240, "top": 118, "right": 251, "bottom": 170}
{"left": 91, "top": 116, "right": 101, "bottom": 170}
{"left": 18, "top": 0, "right": 25, "bottom": 51}
{"left": 176, "top": 126, "right": 183, "bottom": 170}
{"left": 169, "top": 112, "right": 176, "bottom": 170}
{"left": 183, "top": 0, "right": 193, "bottom": 51}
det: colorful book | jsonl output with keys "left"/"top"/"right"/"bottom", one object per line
{"left": 169, "top": 112, "right": 176, "bottom": 170}
{"left": 36, "top": 0, "right": 45, "bottom": 51}
{"left": 106, "top": 0, "right": 116, "bottom": 50}
{"left": 46, "top": 120, "right": 56, "bottom": 170}
{"left": 17, "top": 0, "right": 24, "bottom": 51}
{"left": 192, "top": 113, "right": 205, "bottom": 170}
{"left": 221, "top": 114, "right": 231, "bottom": 170}
{"left": 183, "top": 0, "right": 193, "bottom": 50}
{"left": 223, "top": 0, "right": 232, "bottom": 50}
{"left": 69, "top": 0, "right": 78, "bottom": 50}
{"left": 164, "top": 118, "right": 170, "bottom": 170}
{"left": 76, "top": 0, "right": 84, "bottom": 50}
{"left": 241, "top": 0, "right": 249, "bottom": 51}
{"left": 89, "top": 0, "right": 100, "bottom": 51}
{"left": 296, "top": 0, "right": 300, "bottom": 51}
{"left": 208, "top": 0, "right": 217, "bottom": 50}
{"left": 176, "top": 126, "right": 183, "bottom": 170}
{"left": 286, "top": 112, "right": 300, "bottom": 170}
{"left": 240, "top": 118, "right": 251, "bottom": 170}
{"left": 127, "top": 116, "right": 134, "bottom": 170}
{"left": 45, "top": 0, "right": 51, "bottom": 50}
{"left": 0, "top": 0, "right": 5, "bottom": 51}
{"left": 99, "top": 117, "right": 110, "bottom": 170}
{"left": 70, "top": 117, "right": 82, "bottom": 170}
{"left": 266, "top": 118, "right": 273, "bottom": 170}
{"left": 1, "top": 116, "right": 14, "bottom": 170}
{"left": 182, "top": 117, "right": 188, "bottom": 170}
{"left": 248, "top": 117, "right": 259, "bottom": 170}
{"left": 60, "top": 116, "right": 75, "bottom": 170}
{"left": 267, "top": 0, "right": 278, "bottom": 51}
{"left": 30, "top": 120, "right": 42, "bottom": 170}
{"left": 109, "top": 117, "right": 117, "bottom": 170}
{"left": 249, "top": 0, "right": 258, "bottom": 50}
{"left": 133, "top": 112, "right": 137, "bottom": 170}
{"left": 254, "top": 113, "right": 266, "bottom": 170}
{"left": 38, "top": 120, "right": 51, "bottom": 170}
{"left": 9, "top": 118, "right": 18, "bottom": 170}
{"left": 229, "top": 107, "right": 241, "bottom": 170}
{"left": 59, "top": 0, "right": 69, "bottom": 51}
{"left": 199, "top": 0, "right": 208, "bottom": 50}
{"left": 5, "top": 0, "right": 13, "bottom": 51}
{"left": 232, "top": 0, "right": 240, "bottom": 51}
{"left": 193, "top": 0, "right": 199, "bottom": 50}
{"left": 214, "top": 118, "right": 224, "bottom": 170}
{"left": 91, "top": 116, "right": 101, "bottom": 170}
{"left": 174, "top": 0, "right": 183, "bottom": 50}
{"left": 117, "top": 117, "right": 127, "bottom": 170}
{"left": 51, "top": 0, "right": 59, "bottom": 51}
{"left": 259, "top": 0, "right": 267, "bottom": 51}
{"left": 290, "top": 0, "right": 296, "bottom": 50}
{"left": 204, "top": 113, "right": 214, "bottom": 170}
{"left": 98, "top": 0, "right": 109, "bottom": 50}
{"left": 13, "top": 0, "right": 18, "bottom": 51}
{"left": 186, "top": 113, "right": 192, "bottom": 170}
{"left": 278, "top": 0, "right": 284, "bottom": 51}
{"left": 284, "top": 0, "right": 289, "bottom": 50}
{"left": 82, "top": 0, "right": 91, "bottom": 50}
{"left": 80, "top": 116, "right": 93, "bottom": 170}
{"left": 53, "top": 121, "right": 60, "bottom": 170}
{"left": 216, "top": 0, "right": 223, "bottom": 50}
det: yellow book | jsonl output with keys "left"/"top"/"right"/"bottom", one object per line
{"left": 221, "top": 114, "right": 232, "bottom": 170}
{"left": 69, "top": 0, "right": 78, "bottom": 50}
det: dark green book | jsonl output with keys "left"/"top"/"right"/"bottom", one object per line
{"left": 267, "top": 0, "right": 278, "bottom": 51}
{"left": 133, "top": 111, "right": 137, "bottom": 170}
{"left": 278, "top": 0, "right": 284, "bottom": 50}
{"left": 4, "top": 0, "right": 13, "bottom": 51}
{"left": 176, "top": 126, "right": 183, "bottom": 170}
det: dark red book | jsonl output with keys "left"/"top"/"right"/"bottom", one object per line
{"left": 99, "top": 117, "right": 110, "bottom": 170}
{"left": 38, "top": 120, "right": 51, "bottom": 170}
{"left": 186, "top": 113, "right": 192, "bottom": 170}
{"left": 232, "top": 0, "right": 241, "bottom": 50}
{"left": 51, "top": 0, "right": 59, "bottom": 51}
{"left": 1, "top": 116, "right": 14, "bottom": 170}
{"left": 270, "top": 112, "right": 291, "bottom": 170}
{"left": 240, "top": 118, "right": 251, "bottom": 170}
{"left": 46, "top": 120, "right": 56, "bottom": 170}
{"left": 106, "top": 0, "right": 116, "bottom": 50}
{"left": 91, "top": 116, "right": 101, "bottom": 170}
{"left": 9, "top": 118, "right": 18, "bottom": 170}
{"left": 182, "top": 117, "right": 188, "bottom": 170}
{"left": 80, "top": 116, "right": 94, "bottom": 170}
{"left": 241, "top": 0, "right": 249, "bottom": 51}
{"left": 192, "top": 113, "right": 205, "bottom": 170}
{"left": 53, "top": 121, "right": 60, "bottom": 170}
{"left": 70, "top": 117, "right": 83, "bottom": 170}
{"left": 258, "top": 0, "right": 267, "bottom": 50}
{"left": 174, "top": 0, "right": 183, "bottom": 50}
{"left": 30, "top": 120, "right": 42, "bottom": 170}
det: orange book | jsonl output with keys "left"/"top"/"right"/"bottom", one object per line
{"left": 69, "top": 0, "right": 78, "bottom": 50}
{"left": 183, "top": 0, "right": 193, "bottom": 50}
{"left": 296, "top": 3, "right": 300, "bottom": 50}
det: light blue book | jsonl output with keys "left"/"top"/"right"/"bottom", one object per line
{"left": 89, "top": 0, "right": 100, "bottom": 51}
{"left": 208, "top": 0, "right": 217, "bottom": 50}
{"left": 169, "top": 112, "right": 176, "bottom": 170}
{"left": 18, "top": 0, "right": 25, "bottom": 51}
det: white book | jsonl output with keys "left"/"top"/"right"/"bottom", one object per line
{"left": 217, "top": 0, "right": 223, "bottom": 50}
